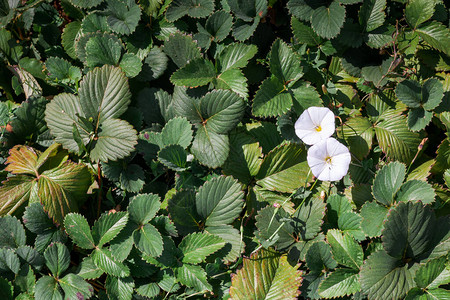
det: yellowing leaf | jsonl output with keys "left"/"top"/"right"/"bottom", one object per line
{"left": 230, "top": 249, "right": 302, "bottom": 300}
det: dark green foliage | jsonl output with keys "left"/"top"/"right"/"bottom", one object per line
{"left": 0, "top": 0, "right": 448, "bottom": 299}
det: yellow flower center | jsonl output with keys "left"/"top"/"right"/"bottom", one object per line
{"left": 315, "top": 125, "right": 322, "bottom": 132}
{"left": 325, "top": 156, "right": 332, "bottom": 164}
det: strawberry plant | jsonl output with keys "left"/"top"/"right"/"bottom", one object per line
{"left": 0, "top": 0, "right": 449, "bottom": 299}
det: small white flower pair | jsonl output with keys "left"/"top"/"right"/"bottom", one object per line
{"left": 294, "top": 107, "right": 351, "bottom": 181}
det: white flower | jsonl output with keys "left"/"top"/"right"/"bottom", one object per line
{"left": 307, "top": 138, "right": 351, "bottom": 181}
{"left": 294, "top": 107, "right": 335, "bottom": 145}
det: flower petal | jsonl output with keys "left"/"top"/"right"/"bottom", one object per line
{"left": 295, "top": 107, "right": 335, "bottom": 145}
{"left": 317, "top": 167, "right": 332, "bottom": 181}
{"left": 326, "top": 138, "right": 349, "bottom": 157}
{"left": 306, "top": 137, "right": 351, "bottom": 181}
{"left": 307, "top": 107, "right": 331, "bottom": 126}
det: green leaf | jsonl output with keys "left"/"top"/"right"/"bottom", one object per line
{"left": 45, "top": 57, "right": 81, "bottom": 84}
{"left": 16, "top": 246, "right": 44, "bottom": 273}
{"left": 92, "top": 247, "right": 130, "bottom": 277}
{"left": 396, "top": 78, "right": 444, "bottom": 110}
{"left": 360, "top": 250, "right": 417, "bottom": 299}
{"left": 269, "top": 39, "right": 303, "bottom": 84}
{"left": 196, "top": 176, "right": 244, "bottom": 226}
{"left": 35, "top": 276, "right": 62, "bottom": 300}
{"left": 256, "top": 142, "right": 310, "bottom": 193}
{"left": 77, "top": 257, "right": 104, "bottom": 280}
{"left": 9, "top": 96, "right": 48, "bottom": 143}
{"left": 306, "top": 241, "right": 338, "bottom": 274}
{"left": 416, "top": 21, "right": 450, "bottom": 56}
{"left": 291, "top": 17, "right": 322, "bottom": 46}
{"left": 92, "top": 211, "right": 129, "bottom": 247}
{"left": 361, "top": 57, "right": 392, "bottom": 87}
{"left": 318, "top": 268, "right": 360, "bottom": 298}
{"left": 119, "top": 53, "right": 143, "bottom": 78}
{"left": 222, "top": 128, "right": 263, "bottom": 184}
{"left": 170, "top": 58, "right": 216, "bottom": 87}
{"left": 205, "top": 225, "right": 243, "bottom": 263}
{"left": 165, "top": 0, "right": 214, "bottom": 21}
{"left": 158, "top": 145, "right": 188, "bottom": 171}
{"left": 255, "top": 205, "right": 296, "bottom": 249}
{"left": 22, "top": 202, "right": 58, "bottom": 234}
{"left": 374, "top": 113, "right": 422, "bottom": 164}
{"left": 168, "top": 190, "right": 201, "bottom": 234}
{"left": 290, "top": 81, "right": 322, "bottom": 114}
{"left": 9, "top": 67, "right": 42, "bottom": 99}
{"left": 0, "top": 0, "right": 9, "bottom": 17}
{"left": 217, "top": 43, "right": 258, "bottom": 73}
{"left": 415, "top": 256, "right": 450, "bottom": 290}
{"left": 205, "top": 10, "right": 233, "bottom": 41}
{"left": 405, "top": 0, "right": 436, "bottom": 29}
{"left": 136, "top": 282, "right": 160, "bottom": 298}
{"left": 252, "top": 76, "right": 293, "bottom": 117}
{"left": 143, "top": 236, "right": 179, "bottom": 269}
{"left": 161, "top": 117, "right": 193, "bottom": 149}
{"left": 89, "top": 118, "right": 138, "bottom": 162}
{"left": 45, "top": 94, "right": 88, "bottom": 154}
{"left": 0, "top": 215, "right": 26, "bottom": 249}
{"left": 340, "top": 116, "right": 374, "bottom": 160}
{"left": 326, "top": 229, "right": 363, "bottom": 270}
{"left": 44, "top": 243, "right": 70, "bottom": 277}
{"left": 382, "top": 201, "right": 436, "bottom": 259}
{"left": 59, "top": 273, "right": 94, "bottom": 300}
{"left": 0, "top": 177, "right": 34, "bottom": 218}
{"left": 230, "top": 249, "right": 302, "bottom": 299}
{"left": 85, "top": 36, "right": 122, "bottom": 68}
{"left": 326, "top": 194, "right": 352, "bottom": 226}
{"left": 294, "top": 197, "right": 326, "bottom": 240}
{"left": 215, "top": 68, "right": 249, "bottom": 98}
{"left": 422, "top": 78, "right": 444, "bottom": 110}
{"left": 366, "top": 24, "right": 395, "bottom": 48}
{"left": 70, "top": 0, "right": 102, "bottom": 8}
{"left": 0, "top": 28, "right": 22, "bottom": 63}
{"left": 128, "top": 193, "right": 161, "bottom": 225}
{"left": 81, "top": 13, "right": 109, "bottom": 33}
{"left": 62, "top": 21, "right": 81, "bottom": 60}
{"left": 232, "top": 18, "right": 260, "bottom": 41}
{"left": 396, "top": 180, "right": 435, "bottom": 204}
{"left": 200, "top": 89, "right": 245, "bottom": 134}
{"left": 247, "top": 121, "right": 284, "bottom": 153}
{"left": 172, "top": 86, "right": 203, "bottom": 124}
{"left": 227, "top": 0, "right": 267, "bottom": 21}
{"left": 433, "top": 138, "right": 450, "bottom": 173}
{"left": 191, "top": 127, "right": 229, "bottom": 168}
{"left": 64, "top": 213, "right": 95, "bottom": 249}
{"left": 134, "top": 223, "right": 163, "bottom": 257}
{"left": 106, "top": 0, "right": 141, "bottom": 35}
{"left": 79, "top": 65, "right": 131, "bottom": 124}
{"left": 37, "top": 160, "right": 92, "bottom": 226}
{"left": 179, "top": 232, "right": 225, "bottom": 264}
{"left": 163, "top": 32, "right": 201, "bottom": 68}
{"left": 311, "top": 2, "right": 345, "bottom": 39}
{"left": 360, "top": 201, "right": 389, "bottom": 237}
{"left": 0, "top": 248, "right": 20, "bottom": 274}
{"left": 0, "top": 277, "right": 12, "bottom": 300}
{"left": 372, "top": 162, "right": 406, "bottom": 206}
{"left": 109, "top": 223, "right": 135, "bottom": 262}
{"left": 177, "top": 264, "right": 212, "bottom": 292}
{"left": 105, "top": 275, "right": 134, "bottom": 300}
{"left": 140, "top": 46, "right": 168, "bottom": 81}
{"left": 406, "top": 287, "right": 450, "bottom": 299}
{"left": 338, "top": 212, "right": 365, "bottom": 242}
{"left": 359, "top": 0, "right": 386, "bottom": 32}
{"left": 408, "top": 107, "right": 433, "bottom": 131}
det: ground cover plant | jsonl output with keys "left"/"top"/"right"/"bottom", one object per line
{"left": 0, "top": 0, "right": 449, "bottom": 299}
